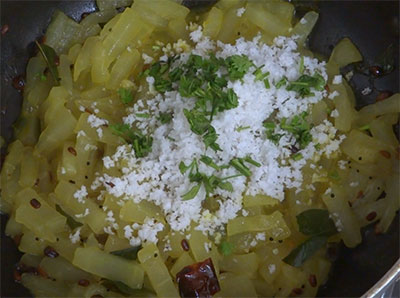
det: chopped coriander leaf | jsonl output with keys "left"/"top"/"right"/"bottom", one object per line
{"left": 183, "top": 109, "right": 210, "bottom": 135}
{"left": 204, "top": 127, "right": 222, "bottom": 152}
{"left": 218, "top": 181, "right": 234, "bottom": 192}
{"left": 154, "top": 78, "right": 172, "bottom": 93}
{"left": 243, "top": 156, "right": 261, "bottom": 167}
{"left": 200, "top": 155, "right": 220, "bottom": 170}
{"left": 299, "top": 56, "right": 305, "bottom": 74}
{"left": 168, "top": 67, "right": 184, "bottom": 82}
{"left": 264, "top": 79, "right": 270, "bottom": 89}
{"left": 328, "top": 171, "right": 340, "bottom": 180}
{"left": 281, "top": 112, "right": 312, "bottom": 149}
{"left": 118, "top": 88, "right": 133, "bottom": 104}
{"left": 225, "top": 55, "right": 254, "bottom": 80}
{"left": 292, "top": 153, "right": 303, "bottom": 161}
{"left": 219, "top": 241, "right": 235, "bottom": 256}
{"left": 182, "top": 184, "right": 201, "bottom": 201}
{"left": 275, "top": 77, "right": 288, "bottom": 88}
{"left": 314, "top": 143, "right": 321, "bottom": 150}
{"left": 359, "top": 124, "right": 370, "bottom": 131}
{"left": 109, "top": 124, "right": 152, "bottom": 158}
{"left": 40, "top": 74, "right": 47, "bottom": 81}
{"left": 253, "top": 66, "right": 269, "bottom": 81}
{"left": 179, "top": 76, "right": 202, "bottom": 97}
{"left": 230, "top": 158, "right": 251, "bottom": 177}
{"left": 179, "top": 159, "right": 198, "bottom": 175}
{"left": 263, "top": 121, "right": 283, "bottom": 144}
{"left": 158, "top": 112, "right": 173, "bottom": 124}
{"left": 236, "top": 126, "right": 251, "bottom": 132}
{"left": 286, "top": 74, "right": 325, "bottom": 97}
{"left": 136, "top": 113, "right": 150, "bottom": 118}
{"left": 224, "top": 88, "right": 239, "bottom": 110}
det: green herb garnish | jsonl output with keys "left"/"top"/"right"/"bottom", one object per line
{"left": 219, "top": 241, "right": 235, "bottom": 256}
{"left": 110, "top": 124, "right": 153, "bottom": 158}
{"left": 275, "top": 77, "right": 288, "bottom": 88}
{"left": 283, "top": 209, "right": 338, "bottom": 267}
{"left": 253, "top": 66, "right": 269, "bottom": 81}
{"left": 299, "top": 56, "right": 305, "bottom": 74}
{"left": 263, "top": 122, "right": 283, "bottom": 144}
{"left": 56, "top": 205, "right": 83, "bottom": 230}
{"left": 286, "top": 74, "right": 325, "bottom": 97}
{"left": 118, "top": 88, "right": 133, "bottom": 104}
{"left": 136, "top": 113, "right": 150, "bottom": 118}
{"left": 110, "top": 245, "right": 142, "bottom": 260}
{"left": 158, "top": 112, "right": 173, "bottom": 124}
{"left": 236, "top": 126, "right": 251, "bottom": 132}
{"left": 200, "top": 155, "right": 220, "bottom": 170}
{"left": 180, "top": 158, "right": 236, "bottom": 200}
{"left": 35, "top": 41, "right": 60, "bottom": 86}
{"left": 280, "top": 112, "right": 312, "bottom": 149}
{"left": 292, "top": 152, "right": 303, "bottom": 161}
{"left": 283, "top": 236, "right": 328, "bottom": 267}
{"left": 229, "top": 156, "right": 261, "bottom": 177}
{"left": 225, "top": 55, "right": 254, "bottom": 80}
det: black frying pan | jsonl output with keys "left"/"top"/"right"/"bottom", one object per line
{"left": 1, "top": 1, "right": 399, "bottom": 297}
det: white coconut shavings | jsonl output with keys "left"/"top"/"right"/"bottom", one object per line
{"left": 69, "top": 228, "right": 81, "bottom": 244}
{"left": 93, "top": 31, "right": 344, "bottom": 237}
{"left": 87, "top": 114, "right": 108, "bottom": 128}
{"left": 236, "top": 7, "right": 246, "bottom": 17}
{"left": 73, "top": 185, "right": 88, "bottom": 203}
{"left": 123, "top": 218, "right": 164, "bottom": 246}
{"left": 361, "top": 87, "right": 372, "bottom": 95}
{"left": 332, "top": 75, "right": 342, "bottom": 85}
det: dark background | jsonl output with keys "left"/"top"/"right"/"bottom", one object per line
{"left": 1, "top": 1, "right": 399, "bottom": 297}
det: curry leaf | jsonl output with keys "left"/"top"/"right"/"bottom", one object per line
{"left": 35, "top": 41, "right": 60, "bottom": 86}
{"left": 283, "top": 236, "right": 327, "bottom": 267}
{"left": 296, "top": 209, "right": 338, "bottom": 237}
{"left": 110, "top": 246, "right": 142, "bottom": 260}
{"left": 101, "top": 279, "right": 155, "bottom": 296}
{"left": 56, "top": 205, "right": 82, "bottom": 230}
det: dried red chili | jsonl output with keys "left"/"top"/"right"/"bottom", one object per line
{"left": 1, "top": 24, "right": 9, "bottom": 35}
{"left": 290, "top": 288, "right": 303, "bottom": 296}
{"left": 176, "top": 258, "right": 220, "bottom": 298}
{"left": 44, "top": 246, "right": 59, "bottom": 258}
{"left": 13, "top": 234, "right": 22, "bottom": 246}
{"left": 37, "top": 266, "right": 48, "bottom": 278}
{"left": 78, "top": 279, "right": 90, "bottom": 287}
{"left": 379, "top": 150, "right": 391, "bottom": 159}
{"left": 68, "top": 146, "right": 77, "bottom": 156}
{"left": 13, "top": 269, "right": 22, "bottom": 282}
{"left": 366, "top": 211, "right": 377, "bottom": 221}
{"left": 30, "top": 198, "right": 41, "bottom": 209}
{"left": 181, "top": 239, "right": 190, "bottom": 251}
{"left": 105, "top": 181, "right": 115, "bottom": 188}
{"left": 308, "top": 274, "right": 317, "bottom": 287}
{"left": 376, "top": 91, "right": 393, "bottom": 102}
{"left": 14, "top": 263, "right": 38, "bottom": 282}
{"left": 369, "top": 66, "right": 383, "bottom": 77}
{"left": 12, "top": 75, "right": 25, "bottom": 91}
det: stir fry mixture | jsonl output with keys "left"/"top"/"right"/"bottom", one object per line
{"left": 1, "top": 0, "right": 399, "bottom": 297}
